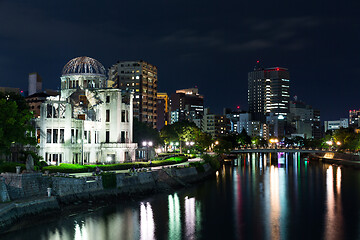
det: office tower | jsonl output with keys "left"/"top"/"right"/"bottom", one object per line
{"left": 324, "top": 118, "right": 349, "bottom": 132}
{"left": 248, "top": 63, "right": 290, "bottom": 122}
{"left": 349, "top": 109, "right": 360, "bottom": 127}
{"left": 156, "top": 92, "right": 169, "bottom": 130}
{"left": 288, "top": 100, "right": 321, "bottom": 139}
{"left": 169, "top": 87, "right": 204, "bottom": 124}
{"left": 109, "top": 60, "right": 157, "bottom": 128}
{"left": 202, "top": 108, "right": 229, "bottom": 138}
{"left": 28, "top": 72, "right": 42, "bottom": 96}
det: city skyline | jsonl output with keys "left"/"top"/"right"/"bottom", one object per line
{"left": 0, "top": 0, "right": 359, "bottom": 121}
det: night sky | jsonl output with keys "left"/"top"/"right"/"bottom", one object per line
{"left": 1, "top": 0, "right": 359, "bottom": 121}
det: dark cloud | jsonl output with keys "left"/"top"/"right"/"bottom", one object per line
{"left": 0, "top": 0, "right": 359, "bottom": 121}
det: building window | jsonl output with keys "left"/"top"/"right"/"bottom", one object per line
{"left": 106, "top": 131, "right": 110, "bottom": 143}
{"left": 121, "top": 110, "right": 125, "bottom": 122}
{"left": 36, "top": 129, "right": 40, "bottom": 144}
{"left": 106, "top": 110, "right": 110, "bottom": 122}
{"left": 46, "top": 129, "right": 51, "bottom": 143}
{"left": 88, "top": 131, "right": 91, "bottom": 144}
{"left": 47, "top": 104, "right": 53, "bottom": 118}
{"left": 71, "top": 129, "right": 75, "bottom": 144}
{"left": 121, "top": 131, "right": 125, "bottom": 143}
{"left": 106, "top": 96, "right": 110, "bottom": 103}
{"left": 53, "top": 129, "right": 58, "bottom": 143}
{"left": 60, "top": 129, "right": 64, "bottom": 143}
{"left": 76, "top": 129, "right": 79, "bottom": 143}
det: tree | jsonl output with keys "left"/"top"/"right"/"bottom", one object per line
{"left": 133, "top": 118, "right": 162, "bottom": 146}
{"left": 0, "top": 93, "right": 36, "bottom": 158}
{"left": 160, "top": 121, "right": 210, "bottom": 153}
{"left": 237, "top": 128, "right": 251, "bottom": 146}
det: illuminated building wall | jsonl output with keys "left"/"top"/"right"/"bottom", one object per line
{"left": 169, "top": 87, "right": 204, "bottom": 124}
{"left": 288, "top": 100, "right": 321, "bottom": 139}
{"left": 156, "top": 92, "right": 169, "bottom": 130}
{"left": 109, "top": 60, "right": 158, "bottom": 128}
{"left": 34, "top": 57, "right": 137, "bottom": 165}
{"left": 324, "top": 118, "right": 348, "bottom": 132}
{"left": 28, "top": 72, "right": 42, "bottom": 96}
{"left": 248, "top": 64, "right": 290, "bottom": 123}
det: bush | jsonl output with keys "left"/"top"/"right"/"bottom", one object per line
{"left": 202, "top": 154, "right": 221, "bottom": 170}
{"left": 101, "top": 172, "right": 117, "bottom": 189}
{"left": 0, "top": 162, "right": 26, "bottom": 173}
{"left": 42, "top": 157, "right": 189, "bottom": 173}
{"left": 189, "top": 161, "right": 205, "bottom": 172}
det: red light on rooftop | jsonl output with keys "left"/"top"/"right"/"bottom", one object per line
{"left": 276, "top": 68, "right": 280, "bottom": 71}
{"left": 256, "top": 60, "right": 259, "bottom": 63}
{"left": 237, "top": 106, "right": 240, "bottom": 109}
{"left": 20, "top": 90, "right": 23, "bottom": 93}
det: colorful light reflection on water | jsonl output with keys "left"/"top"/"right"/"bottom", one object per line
{"left": 4, "top": 152, "right": 360, "bottom": 240}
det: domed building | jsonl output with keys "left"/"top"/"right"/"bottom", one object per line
{"left": 34, "top": 57, "right": 137, "bottom": 165}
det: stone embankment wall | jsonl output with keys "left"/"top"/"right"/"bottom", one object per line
{"left": 0, "top": 164, "right": 214, "bottom": 233}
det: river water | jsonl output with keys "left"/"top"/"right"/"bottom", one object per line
{"left": 3, "top": 152, "right": 360, "bottom": 240}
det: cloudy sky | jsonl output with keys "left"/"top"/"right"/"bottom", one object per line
{"left": 0, "top": 0, "right": 359, "bottom": 120}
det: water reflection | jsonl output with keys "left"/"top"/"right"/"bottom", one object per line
{"left": 168, "top": 193, "right": 181, "bottom": 240}
{"left": 140, "top": 202, "right": 154, "bottom": 240}
{"left": 3, "top": 152, "right": 357, "bottom": 240}
{"left": 324, "top": 166, "right": 343, "bottom": 240}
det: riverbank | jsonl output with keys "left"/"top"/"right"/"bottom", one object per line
{"left": 309, "top": 152, "right": 360, "bottom": 168}
{"left": 0, "top": 163, "right": 215, "bottom": 234}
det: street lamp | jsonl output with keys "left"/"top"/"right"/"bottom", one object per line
{"left": 142, "top": 141, "right": 153, "bottom": 161}
{"left": 185, "top": 141, "right": 195, "bottom": 154}
{"left": 269, "top": 138, "right": 279, "bottom": 149}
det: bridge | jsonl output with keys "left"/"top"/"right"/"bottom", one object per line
{"left": 231, "top": 148, "right": 330, "bottom": 154}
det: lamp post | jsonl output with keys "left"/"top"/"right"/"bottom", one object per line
{"left": 326, "top": 140, "right": 333, "bottom": 151}
{"left": 269, "top": 138, "right": 279, "bottom": 149}
{"left": 142, "top": 141, "right": 153, "bottom": 161}
{"left": 185, "top": 141, "right": 195, "bottom": 154}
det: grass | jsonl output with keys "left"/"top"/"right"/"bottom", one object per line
{"left": 42, "top": 156, "right": 188, "bottom": 173}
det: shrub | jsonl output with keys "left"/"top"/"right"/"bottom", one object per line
{"left": 202, "top": 154, "right": 221, "bottom": 170}
{"left": 0, "top": 162, "right": 26, "bottom": 173}
{"left": 42, "top": 157, "right": 188, "bottom": 173}
{"left": 101, "top": 172, "right": 117, "bottom": 189}
{"left": 189, "top": 161, "right": 205, "bottom": 172}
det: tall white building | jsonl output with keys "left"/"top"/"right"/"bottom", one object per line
{"left": 34, "top": 56, "right": 137, "bottom": 165}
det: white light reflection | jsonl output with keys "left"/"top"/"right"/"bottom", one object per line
{"left": 185, "top": 196, "right": 196, "bottom": 238}
{"left": 324, "top": 165, "right": 343, "bottom": 240}
{"left": 336, "top": 166, "right": 341, "bottom": 194}
{"left": 74, "top": 221, "right": 89, "bottom": 240}
{"left": 140, "top": 202, "right": 155, "bottom": 240}
{"left": 168, "top": 193, "right": 181, "bottom": 240}
{"left": 270, "top": 165, "right": 280, "bottom": 240}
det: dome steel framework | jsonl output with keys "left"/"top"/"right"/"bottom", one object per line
{"left": 62, "top": 56, "right": 106, "bottom": 76}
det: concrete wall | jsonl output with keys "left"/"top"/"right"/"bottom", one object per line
{"left": 0, "top": 173, "right": 50, "bottom": 200}
{"left": 0, "top": 164, "right": 213, "bottom": 202}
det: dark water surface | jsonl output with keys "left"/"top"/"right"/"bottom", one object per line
{"left": 3, "top": 152, "right": 360, "bottom": 240}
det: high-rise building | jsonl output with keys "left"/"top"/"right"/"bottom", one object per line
{"left": 224, "top": 107, "right": 242, "bottom": 133}
{"left": 324, "top": 118, "right": 349, "bottom": 132}
{"left": 248, "top": 63, "right": 290, "bottom": 122}
{"left": 202, "top": 108, "right": 229, "bottom": 138}
{"left": 288, "top": 100, "right": 321, "bottom": 139}
{"left": 169, "top": 87, "right": 204, "bottom": 124}
{"left": 28, "top": 72, "right": 42, "bottom": 96}
{"left": 156, "top": 92, "right": 169, "bottom": 130}
{"left": 109, "top": 60, "right": 157, "bottom": 128}
{"left": 349, "top": 109, "right": 360, "bottom": 127}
